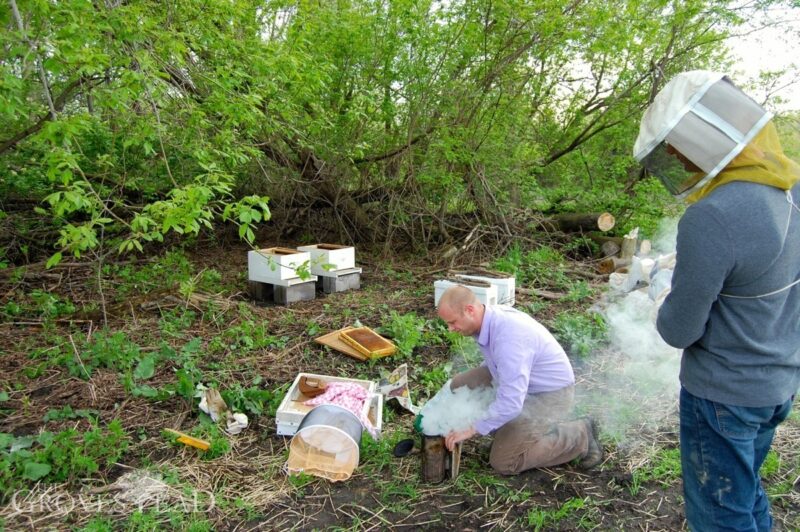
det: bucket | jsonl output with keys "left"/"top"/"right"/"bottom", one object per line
{"left": 420, "top": 434, "right": 462, "bottom": 483}
{"left": 287, "top": 404, "right": 363, "bottom": 482}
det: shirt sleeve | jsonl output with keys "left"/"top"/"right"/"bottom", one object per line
{"left": 656, "top": 205, "right": 733, "bottom": 348}
{"left": 473, "top": 336, "right": 533, "bottom": 435}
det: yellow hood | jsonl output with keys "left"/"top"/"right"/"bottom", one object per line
{"left": 687, "top": 121, "right": 800, "bottom": 203}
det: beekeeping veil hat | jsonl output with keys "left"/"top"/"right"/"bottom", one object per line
{"left": 634, "top": 71, "right": 777, "bottom": 199}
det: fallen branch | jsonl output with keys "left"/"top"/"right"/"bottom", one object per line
{"left": 517, "top": 287, "right": 564, "bottom": 300}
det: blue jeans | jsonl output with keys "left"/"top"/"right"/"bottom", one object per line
{"left": 680, "top": 387, "right": 793, "bottom": 532}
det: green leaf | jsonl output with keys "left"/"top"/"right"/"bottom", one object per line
{"left": 133, "top": 356, "right": 156, "bottom": 380}
{"left": 23, "top": 462, "right": 52, "bottom": 481}
{"left": 46, "top": 252, "right": 63, "bottom": 269}
{"left": 132, "top": 385, "right": 159, "bottom": 398}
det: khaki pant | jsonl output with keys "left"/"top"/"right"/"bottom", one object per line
{"left": 451, "top": 366, "right": 591, "bottom": 475}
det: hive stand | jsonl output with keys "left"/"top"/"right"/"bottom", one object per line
{"left": 248, "top": 277, "right": 317, "bottom": 305}
{"left": 316, "top": 267, "right": 362, "bottom": 294}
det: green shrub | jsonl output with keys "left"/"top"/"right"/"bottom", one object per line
{"left": 221, "top": 382, "right": 288, "bottom": 418}
{"left": 493, "top": 244, "right": 571, "bottom": 290}
{"left": 0, "top": 420, "right": 129, "bottom": 501}
{"left": 551, "top": 311, "right": 607, "bottom": 359}
{"left": 59, "top": 330, "right": 142, "bottom": 379}
{"left": 381, "top": 311, "right": 427, "bottom": 358}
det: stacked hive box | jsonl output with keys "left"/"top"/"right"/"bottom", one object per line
{"left": 433, "top": 278, "right": 498, "bottom": 307}
{"left": 297, "top": 244, "right": 362, "bottom": 293}
{"left": 247, "top": 247, "right": 317, "bottom": 304}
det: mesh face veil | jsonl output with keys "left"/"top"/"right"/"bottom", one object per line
{"left": 634, "top": 71, "right": 773, "bottom": 199}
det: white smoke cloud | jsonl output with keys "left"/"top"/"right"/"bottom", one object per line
{"left": 420, "top": 380, "right": 496, "bottom": 436}
{"left": 579, "top": 218, "right": 682, "bottom": 442}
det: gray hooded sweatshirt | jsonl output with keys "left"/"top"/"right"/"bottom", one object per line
{"left": 656, "top": 180, "right": 800, "bottom": 407}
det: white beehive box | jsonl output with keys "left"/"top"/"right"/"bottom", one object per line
{"left": 276, "top": 372, "right": 382, "bottom": 437}
{"left": 455, "top": 274, "right": 516, "bottom": 306}
{"left": 248, "top": 247, "right": 310, "bottom": 282}
{"left": 297, "top": 244, "right": 356, "bottom": 275}
{"left": 434, "top": 279, "right": 498, "bottom": 307}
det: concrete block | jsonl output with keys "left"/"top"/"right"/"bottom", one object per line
{"left": 274, "top": 281, "right": 316, "bottom": 305}
{"left": 248, "top": 280, "right": 273, "bottom": 303}
{"left": 320, "top": 271, "right": 361, "bottom": 294}
{"left": 248, "top": 279, "right": 316, "bottom": 305}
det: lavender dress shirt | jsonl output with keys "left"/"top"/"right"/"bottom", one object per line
{"left": 473, "top": 305, "right": 575, "bottom": 435}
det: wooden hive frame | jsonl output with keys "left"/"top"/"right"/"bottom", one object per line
{"left": 339, "top": 326, "right": 396, "bottom": 358}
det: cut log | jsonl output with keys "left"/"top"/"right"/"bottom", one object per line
{"left": 600, "top": 240, "right": 620, "bottom": 258}
{"left": 545, "top": 212, "right": 615, "bottom": 233}
{"left": 598, "top": 257, "right": 632, "bottom": 275}
{"left": 620, "top": 228, "right": 639, "bottom": 260}
{"left": 588, "top": 234, "right": 622, "bottom": 247}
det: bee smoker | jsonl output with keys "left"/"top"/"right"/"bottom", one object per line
{"left": 420, "top": 434, "right": 462, "bottom": 483}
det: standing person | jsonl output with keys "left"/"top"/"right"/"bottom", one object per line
{"left": 634, "top": 70, "right": 800, "bottom": 531}
{"left": 437, "top": 285, "right": 603, "bottom": 475}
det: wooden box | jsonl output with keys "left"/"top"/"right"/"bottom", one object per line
{"left": 248, "top": 247, "right": 310, "bottom": 282}
{"left": 297, "top": 244, "right": 356, "bottom": 275}
{"left": 434, "top": 279, "right": 498, "bottom": 307}
{"left": 275, "top": 372, "right": 382, "bottom": 437}
{"left": 454, "top": 273, "right": 516, "bottom": 306}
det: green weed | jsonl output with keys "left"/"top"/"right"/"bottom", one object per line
{"left": 385, "top": 268, "right": 414, "bottom": 282}
{"left": 109, "top": 251, "right": 195, "bottom": 298}
{"left": 49, "top": 330, "right": 142, "bottom": 379}
{"left": 0, "top": 289, "right": 76, "bottom": 321}
{"left": 80, "top": 517, "right": 115, "bottom": 531}
{"left": 629, "top": 447, "right": 681, "bottom": 496}
{"left": 494, "top": 244, "right": 572, "bottom": 290}
{"left": 563, "top": 235, "right": 599, "bottom": 258}
{"left": 563, "top": 280, "right": 596, "bottom": 302}
{"left": 221, "top": 382, "right": 287, "bottom": 418}
{"left": 158, "top": 308, "right": 197, "bottom": 338}
{"left": 380, "top": 311, "right": 427, "bottom": 358}
{"left": 208, "top": 317, "right": 287, "bottom": 355}
{"left": 42, "top": 405, "right": 99, "bottom": 423}
{"left": 526, "top": 496, "right": 595, "bottom": 531}
{"left": 760, "top": 450, "right": 780, "bottom": 478}
{"left": 179, "top": 268, "right": 225, "bottom": 301}
{"left": 418, "top": 364, "right": 451, "bottom": 399}
{"left": 551, "top": 311, "right": 607, "bottom": 359}
{"left": 305, "top": 319, "right": 322, "bottom": 337}
{"left": 454, "top": 466, "right": 509, "bottom": 494}
{"left": 422, "top": 318, "right": 453, "bottom": 346}
{"left": 123, "top": 507, "right": 212, "bottom": 532}
{"left": 287, "top": 471, "right": 316, "bottom": 496}
{"left": 0, "top": 420, "right": 129, "bottom": 501}
{"left": 442, "top": 333, "right": 482, "bottom": 363}
{"left": 379, "top": 479, "right": 420, "bottom": 513}
{"left": 496, "top": 484, "right": 532, "bottom": 503}
{"left": 360, "top": 430, "right": 412, "bottom": 476}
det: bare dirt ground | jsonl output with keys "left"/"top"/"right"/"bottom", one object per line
{"left": 1, "top": 239, "right": 798, "bottom": 531}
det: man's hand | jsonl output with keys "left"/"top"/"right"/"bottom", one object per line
{"left": 445, "top": 426, "right": 477, "bottom": 451}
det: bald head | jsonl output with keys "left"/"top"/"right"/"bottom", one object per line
{"left": 438, "top": 285, "right": 479, "bottom": 314}
{"left": 437, "top": 285, "right": 484, "bottom": 336}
